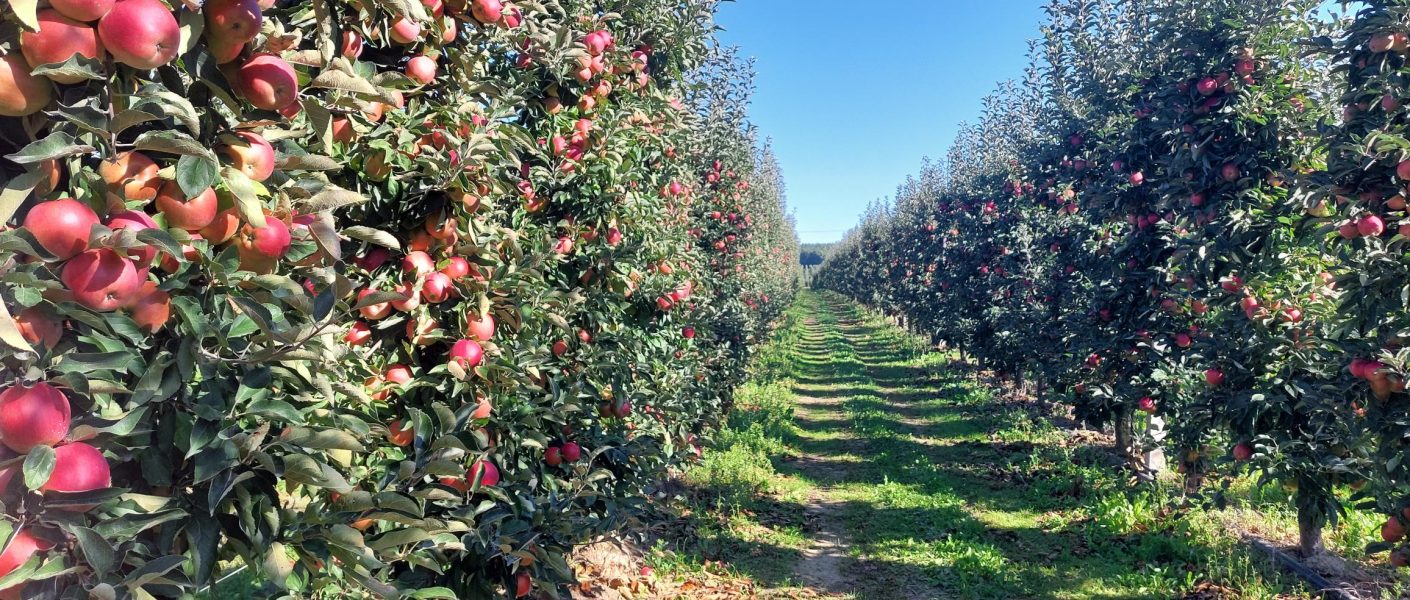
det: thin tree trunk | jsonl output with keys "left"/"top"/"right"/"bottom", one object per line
{"left": 1114, "top": 407, "right": 1135, "bottom": 464}
{"left": 1297, "top": 496, "right": 1325, "bottom": 557}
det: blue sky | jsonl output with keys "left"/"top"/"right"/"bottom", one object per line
{"left": 715, "top": 1, "right": 1049, "bottom": 244}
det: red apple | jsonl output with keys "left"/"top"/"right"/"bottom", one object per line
{"left": 402, "top": 250, "right": 436, "bottom": 278}
{"left": 470, "top": 0, "right": 502, "bottom": 24}
{"left": 449, "top": 339, "right": 483, "bottom": 368}
{"left": 237, "top": 216, "right": 291, "bottom": 258}
{"left": 50, "top": 0, "right": 116, "bottom": 22}
{"left": 0, "top": 530, "right": 42, "bottom": 583}
{"left": 544, "top": 446, "right": 562, "bottom": 466}
{"left": 155, "top": 180, "right": 219, "bottom": 230}
{"left": 203, "top": 0, "right": 261, "bottom": 46}
{"left": 470, "top": 460, "right": 499, "bottom": 486}
{"left": 560, "top": 442, "right": 580, "bottom": 462}
{"left": 388, "top": 18, "right": 421, "bottom": 44}
{"left": 14, "top": 307, "right": 63, "bottom": 350}
{"left": 466, "top": 312, "right": 494, "bottom": 341}
{"left": 105, "top": 209, "right": 159, "bottom": 268}
{"left": 1205, "top": 368, "right": 1224, "bottom": 387}
{"left": 128, "top": 281, "right": 171, "bottom": 333}
{"left": 40, "top": 442, "right": 111, "bottom": 498}
{"left": 682, "top": 326, "right": 695, "bottom": 339}
{"left": 223, "top": 131, "right": 276, "bottom": 181}
{"left": 406, "top": 54, "right": 436, "bottom": 85}
{"left": 98, "top": 0, "right": 180, "bottom": 69}
{"left": 98, "top": 151, "right": 161, "bottom": 202}
{"left": 345, "top": 321, "right": 372, "bottom": 345}
{"left": 1137, "top": 396, "right": 1156, "bottom": 413}
{"left": 21, "top": 10, "right": 105, "bottom": 84}
{"left": 1359, "top": 214, "right": 1386, "bottom": 237}
{"left": 358, "top": 289, "right": 391, "bottom": 320}
{"left": 391, "top": 282, "right": 420, "bottom": 312}
{"left": 440, "top": 256, "right": 470, "bottom": 280}
{"left": 0, "top": 382, "right": 71, "bottom": 452}
{"left": 61, "top": 249, "right": 144, "bottom": 311}
{"left": 237, "top": 53, "right": 298, "bottom": 110}
{"left": 0, "top": 53, "right": 53, "bottom": 117}
{"left": 1232, "top": 442, "right": 1253, "bottom": 462}
{"left": 23, "top": 198, "right": 99, "bottom": 260}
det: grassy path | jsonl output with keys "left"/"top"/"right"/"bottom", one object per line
{"left": 659, "top": 291, "right": 1318, "bottom": 599}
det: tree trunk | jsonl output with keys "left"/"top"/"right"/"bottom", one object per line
{"left": 1297, "top": 498, "right": 1325, "bottom": 557}
{"left": 1113, "top": 407, "right": 1135, "bottom": 464}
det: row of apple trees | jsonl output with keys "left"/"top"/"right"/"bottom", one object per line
{"left": 0, "top": 0, "right": 799, "bottom": 596}
{"left": 817, "top": 0, "right": 1410, "bottom": 565}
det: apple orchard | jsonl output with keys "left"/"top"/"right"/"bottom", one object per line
{"left": 0, "top": 0, "right": 799, "bottom": 596}
{"left": 818, "top": 0, "right": 1410, "bottom": 571}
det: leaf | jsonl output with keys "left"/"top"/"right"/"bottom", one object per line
{"left": 5, "top": 131, "right": 94, "bottom": 165}
{"left": 0, "top": 168, "right": 43, "bottom": 225}
{"left": 0, "top": 291, "right": 36, "bottom": 358}
{"left": 282, "top": 454, "right": 352, "bottom": 491}
{"left": 71, "top": 527, "right": 117, "bottom": 575}
{"left": 176, "top": 154, "right": 220, "bottom": 198}
{"left": 223, "top": 167, "right": 267, "bottom": 228}
{"left": 353, "top": 290, "right": 408, "bottom": 309}
{"left": 343, "top": 226, "right": 400, "bottom": 250}
{"left": 30, "top": 54, "right": 105, "bottom": 83}
{"left": 133, "top": 130, "right": 215, "bottom": 158}
{"left": 22, "top": 446, "right": 55, "bottom": 490}
{"left": 301, "top": 185, "right": 367, "bottom": 210}
{"left": 9, "top": 0, "right": 38, "bottom": 30}
{"left": 277, "top": 153, "right": 342, "bottom": 171}
{"left": 111, "top": 110, "right": 164, "bottom": 136}
{"left": 310, "top": 63, "right": 382, "bottom": 96}
{"left": 283, "top": 428, "right": 366, "bottom": 451}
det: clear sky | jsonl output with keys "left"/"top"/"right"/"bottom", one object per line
{"left": 714, "top": 1, "right": 1052, "bottom": 244}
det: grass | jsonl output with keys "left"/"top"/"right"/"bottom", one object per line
{"left": 657, "top": 290, "right": 1410, "bottom": 599}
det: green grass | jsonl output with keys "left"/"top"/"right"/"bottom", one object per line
{"left": 659, "top": 290, "right": 1401, "bottom": 599}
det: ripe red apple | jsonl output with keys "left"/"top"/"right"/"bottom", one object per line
{"left": 1339, "top": 221, "right": 1361, "bottom": 239}
{"left": 470, "top": 0, "right": 502, "bottom": 24}
{"left": 23, "top": 198, "right": 99, "bottom": 260}
{"left": 203, "top": 0, "right": 261, "bottom": 48}
{"left": 1359, "top": 214, "right": 1386, "bottom": 237}
{"left": 387, "top": 420, "right": 413, "bottom": 446}
{"left": 422, "top": 272, "right": 453, "bottom": 303}
{"left": 1397, "top": 160, "right": 1410, "bottom": 181}
{"left": 551, "top": 340, "right": 568, "bottom": 356}
{"left": 606, "top": 227, "right": 623, "bottom": 246}
{"left": 471, "top": 395, "right": 492, "bottom": 419}
{"left": 345, "top": 321, "right": 372, "bottom": 345}
{"left": 61, "top": 248, "right": 144, "bottom": 311}
{"left": 682, "top": 326, "right": 695, "bottom": 339}
{"left": 1137, "top": 396, "right": 1156, "bottom": 413}
{"left": 406, "top": 54, "right": 436, "bottom": 85}
{"left": 223, "top": 131, "right": 276, "bottom": 181}
{"left": 577, "top": 328, "right": 591, "bottom": 344}
{"left": 1383, "top": 517, "right": 1406, "bottom": 543}
{"left": 440, "top": 256, "right": 470, "bottom": 280}
{"left": 561, "top": 442, "right": 580, "bottom": 462}
{"left": 129, "top": 281, "right": 171, "bottom": 333}
{"left": 98, "top": 151, "right": 161, "bottom": 202}
{"left": 0, "top": 530, "right": 42, "bottom": 583}
{"left": 357, "top": 289, "right": 391, "bottom": 320}
{"left": 41, "top": 442, "right": 111, "bottom": 499}
{"left": 612, "top": 400, "right": 632, "bottom": 418}
{"left": 1232, "top": 442, "right": 1253, "bottom": 462}
{"left": 388, "top": 18, "right": 421, "bottom": 44}
{"left": 1281, "top": 307, "right": 1303, "bottom": 323}
{"left": 50, "top": 0, "right": 116, "bottom": 22}
{"left": 0, "top": 382, "right": 71, "bottom": 452}
{"left": 237, "top": 53, "right": 298, "bottom": 110}
{"left": 1196, "top": 77, "right": 1218, "bottom": 96}
{"left": 1174, "top": 333, "right": 1192, "bottom": 348}
{"left": 14, "top": 307, "right": 63, "bottom": 350}
{"left": 21, "top": 10, "right": 105, "bottom": 84}
{"left": 514, "top": 571, "right": 531, "bottom": 598}
{"left": 385, "top": 364, "right": 412, "bottom": 385}
{"left": 449, "top": 339, "right": 484, "bottom": 368}
{"left": 237, "top": 216, "right": 291, "bottom": 258}
{"left": 553, "top": 236, "right": 574, "bottom": 254}
{"left": 466, "top": 312, "right": 495, "bottom": 341}
{"left": 201, "top": 207, "right": 242, "bottom": 244}
{"left": 0, "top": 53, "right": 53, "bottom": 117}
{"left": 470, "top": 460, "right": 499, "bottom": 486}
{"left": 340, "top": 30, "right": 363, "bottom": 58}
{"left": 656, "top": 296, "right": 673, "bottom": 311}
{"left": 155, "top": 180, "right": 218, "bottom": 230}
{"left": 1205, "top": 368, "right": 1224, "bottom": 387}
{"left": 1128, "top": 171, "right": 1144, "bottom": 186}
{"left": 105, "top": 209, "right": 159, "bottom": 268}
{"left": 391, "top": 282, "right": 420, "bottom": 312}
{"left": 98, "top": 0, "right": 180, "bottom": 69}
{"left": 402, "top": 250, "right": 436, "bottom": 278}
{"left": 544, "top": 446, "right": 562, "bottom": 466}
{"left": 1220, "top": 163, "right": 1240, "bottom": 182}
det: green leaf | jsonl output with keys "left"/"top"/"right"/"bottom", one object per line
{"left": 133, "top": 130, "right": 214, "bottom": 158}
{"left": 283, "top": 427, "right": 365, "bottom": 451}
{"left": 70, "top": 527, "right": 117, "bottom": 575}
{"left": 0, "top": 167, "right": 44, "bottom": 225}
{"left": 22, "top": 446, "right": 56, "bottom": 490}
{"left": 223, "top": 167, "right": 267, "bottom": 228}
{"left": 0, "top": 301, "right": 36, "bottom": 358}
{"left": 176, "top": 154, "right": 220, "bottom": 198}
{"left": 343, "top": 226, "right": 401, "bottom": 250}
{"left": 30, "top": 54, "right": 105, "bottom": 83}
{"left": 4, "top": 131, "right": 94, "bottom": 165}
{"left": 282, "top": 454, "right": 352, "bottom": 491}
